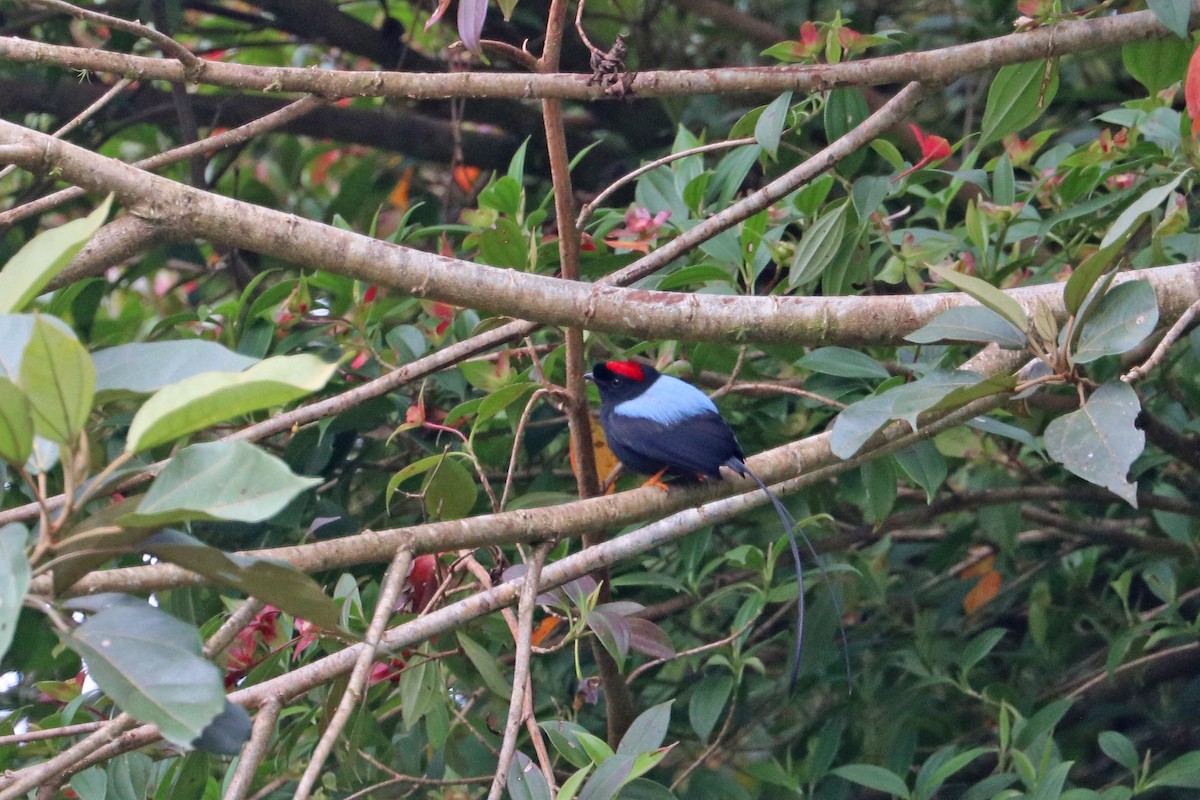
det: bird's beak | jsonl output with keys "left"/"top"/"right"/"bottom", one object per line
{"left": 583, "top": 372, "right": 594, "bottom": 382}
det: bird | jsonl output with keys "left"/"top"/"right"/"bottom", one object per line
{"left": 585, "top": 359, "right": 813, "bottom": 689}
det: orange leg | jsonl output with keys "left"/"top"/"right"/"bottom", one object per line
{"left": 641, "top": 467, "right": 671, "bottom": 492}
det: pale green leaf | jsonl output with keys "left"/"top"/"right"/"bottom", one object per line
{"left": 928, "top": 263, "right": 1028, "bottom": 330}
{"left": 0, "top": 523, "right": 31, "bottom": 663}
{"left": 122, "top": 441, "right": 320, "bottom": 525}
{"left": 19, "top": 316, "right": 95, "bottom": 443}
{"left": 0, "top": 377, "right": 34, "bottom": 465}
{"left": 126, "top": 353, "right": 338, "bottom": 453}
{"left": 0, "top": 195, "right": 113, "bottom": 314}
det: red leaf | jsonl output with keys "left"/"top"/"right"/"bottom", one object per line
{"left": 457, "top": 0, "right": 488, "bottom": 53}
{"left": 1186, "top": 42, "right": 1200, "bottom": 137}
{"left": 425, "top": 0, "right": 452, "bottom": 30}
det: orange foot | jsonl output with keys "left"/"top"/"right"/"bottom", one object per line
{"left": 641, "top": 468, "right": 671, "bottom": 492}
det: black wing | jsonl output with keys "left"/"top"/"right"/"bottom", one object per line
{"left": 602, "top": 410, "right": 743, "bottom": 479}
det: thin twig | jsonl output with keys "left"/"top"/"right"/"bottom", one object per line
{"left": 1123, "top": 298, "right": 1200, "bottom": 384}
{"left": 721, "top": 382, "right": 846, "bottom": 409}
{"left": 671, "top": 698, "right": 736, "bottom": 790}
{"left": 292, "top": 548, "right": 414, "bottom": 800}
{"left": 0, "top": 721, "right": 105, "bottom": 748}
{"left": 205, "top": 598, "right": 267, "bottom": 658}
{"left": 487, "top": 543, "right": 551, "bottom": 800}
{"left": 223, "top": 697, "right": 281, "bottom": 800}
{"left": 18, "top": 0, "right": 200, "bottom": 70}
{"left": 577, "top": 137, "right": 756, "bottom": 229}
{"left": 0, "top": 77, "right": 132, "bottom": 181}
{"left": 501, "top": 388, "right": 549, "bottom": 509}
{"left": 627, "top": 619, "right": 755, "bottom": 683}
{"left": 0, "top": 95, "right": 327, "bottom": 228}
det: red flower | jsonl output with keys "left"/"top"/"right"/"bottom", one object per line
{"left": 791, "top": 21, "right": 824, "bottom": 60}
{"left": 893, "top": 124, "right": 953, "bottom": 182}
{"left": 293, "top": 619, "right": 321, "bottom": 660}
{"left": 604, "top": 206, "right": 671, "bottom": 253}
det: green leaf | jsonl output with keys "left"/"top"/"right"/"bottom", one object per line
{"left": 960, "top": 628, "right": 1006, "bottom": 672}
{"left": 1073, "top": 280, "right": 1159, "bottom": 364}
{"left": 618, "top": 701, "right": 672, "bottom": 756}
{"left": 578, "top": 754, "right": 636, "bottom": 800}
{"left": 832, "top": 763, "right": 910, "bottom": 797}
{"left": 0, "top": 523, "right": 30, "bottom": 663}
{"left": 928, "top": 263, "right": 1028, "bottom": 331}
{"left": 1098, "top": 731, "right": 1139, "bottom": 773}
{"left": 508, "top": 752, "right": 553, "bottom": 800}
{"left": 1028, "top": 761, "right": 1073, "bottom": 800}
{"left": 1122, "top": 37, "right": 1192, "bottom": 92}
{"left": 455, "top": 631, "right": 512, "bottom": 699}
{"left": 1064, "top": 227, "right": 1134, "bottom": 316}
{"left": 472, "top": 381, "right": 536, "bottom": 435}
{"left": 92, "top": 340, "right": 259, "bottom": 398}
{"left": 106, "top": 752, "right": 153, "bottom": 800}
{"left": 421, "top": 453, "right": 477, "bottom": 520}
{"left": 122, "top": 441, "right": 320, "bottom": 526}
{"left": 914, "top": 747, "right": 990, "bottom": 800}
{"left": 688, "top": 674, "right": 733, "bottom": 742}
{"left": 1099, "top": 172, "right": 1186, "bottom": 249}
{"left": 539, "top": 720, "right": 596, "bottom": 769}
{"left": 905, "top": 306, "right": 1027, "bottom": 349}
{"left": 754, "top": 91, "right": 792, "bottom": 159}
{"left": 617, "top": 778, "right": 679, "bottom": 799}
{"left": 798, "top": 347, "right": 890, "bottom": 379}
{"left": 1147, "top": 0, "right": 1191, "bottom": 38}
{"left": 66, "top": 602, "right": 225, "bottom": 748}
{"left": 397, "top": 644, "right": 440, "bottom": 729}
{"left": 0, "top": 195, "right": 113, "bottom": 314}
{"left": 1148, "top": 751, "right": 1200, "bottom": 788}
{"left": 69, "top": 769, "right": 105, "bottom": 800}
{"left": 575, "top": 730, "right": 617, "bottom": 764}
{"left": 125, "top": 353, "right": 337, "bottom": 453}
{"left": 140, "top": 530, "right": 342, "bottom": 629}
{"left": 894, "top": 440, "right": 947, "bottom": 503}
{"left": 1045, "top": 381, "right": 1143, "bottom": 506}
{"left": 789, "top": 201, "right": 850, "bottom": 291}
{"left": 979, "top": 60, "right": 1059, "bottom": 148}
{"left": 51, "top": 496, "right": 157, "bottom": 594}
{"left": 830, "top": 370, "right": 988, "bottom": 458}
{"left": 557, "top": 766, "right": 593, "bottom": 800}
{"left": 477, "top": 216, "right": 529, "bottom": 270}
{"left": 0, "top": 377, "right": 34, "bottom": 465}
{"left": 824, "top": 88, "right": 870, "bottom": 174}
{"left": 19, "top": 316, "right": 95, "bottom": 443}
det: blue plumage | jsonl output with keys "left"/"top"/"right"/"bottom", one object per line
{"left": 613, "top": 373, "right": 718, "bottom": 424}
{"left": 586, "top": 359, "right": 828, "bottom": 692}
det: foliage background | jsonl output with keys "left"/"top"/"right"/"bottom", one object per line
{"left": 1, "top": 0, "right": 1200, "bottom": 798}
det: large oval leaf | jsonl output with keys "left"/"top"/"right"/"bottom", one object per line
{"left": 979, "top": 60, "right": 1059, "bottom": 148}
{"left": 0, "top": 523, "right": 30, "bottom": 663}
{"left": 904, "top": 306, "right": 1027, "bottom": 349}
{"left": 19, "top": 316, "right": 95, "bottom": 444}
{"left": 123, "top": 441, "right": 320, "bottom": 526}
{"left": 66, "top": 602, "right": 226, "bottom": 748}
{"left": 0, "top": 195, "right": 113, "bottom": 314}
{"left": 125, "top": 353, "right": 338, "bottom": 453}
{"left": 0, "top": 377, "right": 34, "bottom": 465}
{"left": 93, "top": 340, "right": 259, "bottom": 398}
{"left": 1073, "top": 280, "right": 1159, "bottom": 364}
{"left": 1044, "top": 380, "right": 1143, "bottom": 506}
{"left": 139, "top": 530, "right": 342, "bottom": 629}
